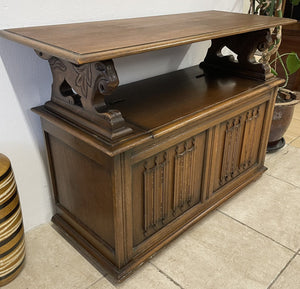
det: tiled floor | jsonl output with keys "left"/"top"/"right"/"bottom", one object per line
{"left": 3, "top": 105, "right": 300, "bottom": 289}
{"left": 284, "top": 104, "right": 300, "bottom": 147}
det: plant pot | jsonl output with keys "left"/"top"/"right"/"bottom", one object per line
{"left": 267, "top": 99, "right": 299, "bottom": 152}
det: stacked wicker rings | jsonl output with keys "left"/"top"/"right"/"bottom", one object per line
{"left": 0, "top": 154, "right": 25, "bottom": 286}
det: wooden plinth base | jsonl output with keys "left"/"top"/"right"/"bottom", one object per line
{"left": 52, "top": 165, "right": 265, "bottom": 281}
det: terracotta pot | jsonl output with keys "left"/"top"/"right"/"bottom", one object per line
{"left": 267, "top": 99, "right": 299, "bottom": 152}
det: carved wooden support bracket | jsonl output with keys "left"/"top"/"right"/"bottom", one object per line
{"left": 36, "top": 51, "right": 132, "bottom": 140}
{"left": 200, "top": 29, "right": 273, "bottom": 80}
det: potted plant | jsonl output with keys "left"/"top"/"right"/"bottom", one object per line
{"left": 268, "top": 51, "right": 300, "bottom": 151}
{"left": 249, "top": 0, "right": 300, "bottom": 151}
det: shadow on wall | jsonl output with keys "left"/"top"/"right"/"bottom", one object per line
{"left": 115, "top": 44, "right": 192, "bottom": 85}
{"left": 0, "top": 36, "right": 206, "bottom": 147}
{"left": 0, "top": 37, "right": 51, "bottom": 161}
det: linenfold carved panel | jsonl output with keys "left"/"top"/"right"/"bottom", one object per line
{"left": 220, "top": 117, "right": 242, "bottom": 185}
{"left": 240, "top": 107, "right": 261, "bottom": 170}
{"left": 173, "top": 138, "right": 196, "bottom": 212}
{"left": 143, "top": 152, "right": 169, "bottom": 234}
{"left": 132, "top": 133, "right": 206, "bottom": 243}
{"left": 217, "top": 104, "right": 265, "bottom": 189}
{"left": 132, "top": 103, "right": 267, "bottom": 245}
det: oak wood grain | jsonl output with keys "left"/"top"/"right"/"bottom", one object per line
{"left": 35, "top": 68, "right": 281, "bottom": 281}
{"left": 33, "top": 66, "right": 283, "bottom": 156}
{"left": 109, "top": 66, "right": 279, "bottom": 132}
{"left": 0, "top": 11, "right": 295, "bottom": 64}
{"left": 4, "top": 10, "right": 290, "bottom": 281}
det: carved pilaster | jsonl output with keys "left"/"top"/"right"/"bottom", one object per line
{"left": 36, "top": 51, "right": 132, "bottom": 140}
{"left": 200, "top": 29, "right": 273, "bottom": 80}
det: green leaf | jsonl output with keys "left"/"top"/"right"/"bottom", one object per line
{"left": 290, "top": 0, "right": 300, "bottom": 6}
{"left": 286, "top": 52, "right": 300, "bottom": 75}
{"left": 271, "top": 67, "right": 278, "bottom": 76}
{"left": 268, "top": 0, "right": 276, "bottom": 16}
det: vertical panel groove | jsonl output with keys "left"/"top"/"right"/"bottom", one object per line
{"left": 142, "top": 136, "right": 202, "bottom": 236}
{"left": 220, "top": 118, "right": 242, "bottom": 185}
{"left": 143, "top": 154, "right": 169, "bottom": 235}
{"left": 173, "top": 138, "right": 196, "bottom": 213}
{"left": 240, "top": 106, "right": 260, "bottom": 170}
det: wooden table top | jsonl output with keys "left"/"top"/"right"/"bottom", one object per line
{"left": 0, "top": 11, "right": 295, "bottom": 64}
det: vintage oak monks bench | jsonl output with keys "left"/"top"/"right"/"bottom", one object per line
{"left": 0, "top": 11, "right": 295, "bottom": 280}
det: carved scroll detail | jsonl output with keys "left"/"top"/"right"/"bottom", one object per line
{"left": 173, "top": 138, "right": 196, "bottom": 213}
{"left": 35, "top": 52, "right": 132, "bottom": 140}
{"left": 200, "top": 29, "right": 273, "bottom": 80}
{"left": 240, "top": 106, "right": 260, "bottom": 169}
{"left": 220, "top": 117, "right": 242, "bottom": 186}
{"left": 73, "top": 64, "right": 93, "bottom": 98}
{"left": 143, "top": 153, "right": 169, "bottom": 235}
{"left": 49, "top": 57, "right": 67, "bottom": 72}
{"left": 48, "top": 57, "right": 119, "bottom": 112}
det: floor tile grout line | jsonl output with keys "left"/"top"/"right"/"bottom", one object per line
{"left": 217, "top": 210, "right": 296, "bottom": 253}
{"left": 84, "top": 275, "right": 107, "bottom": 289}
{"left": 150, "top": 262, "right": 185, "bottom": 289}
{"left": 264, "top": 172, "right": 300, "bottom": 189}
{"left": 289, "top": 136, "right": 300, "bottom": 145}
{"left": 266, "top": 249, "right": 300, "bottom": 289}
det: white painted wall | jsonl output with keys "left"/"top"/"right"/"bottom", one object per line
{"left": 0, "top": 0, "right": 243, "bottom": 232}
